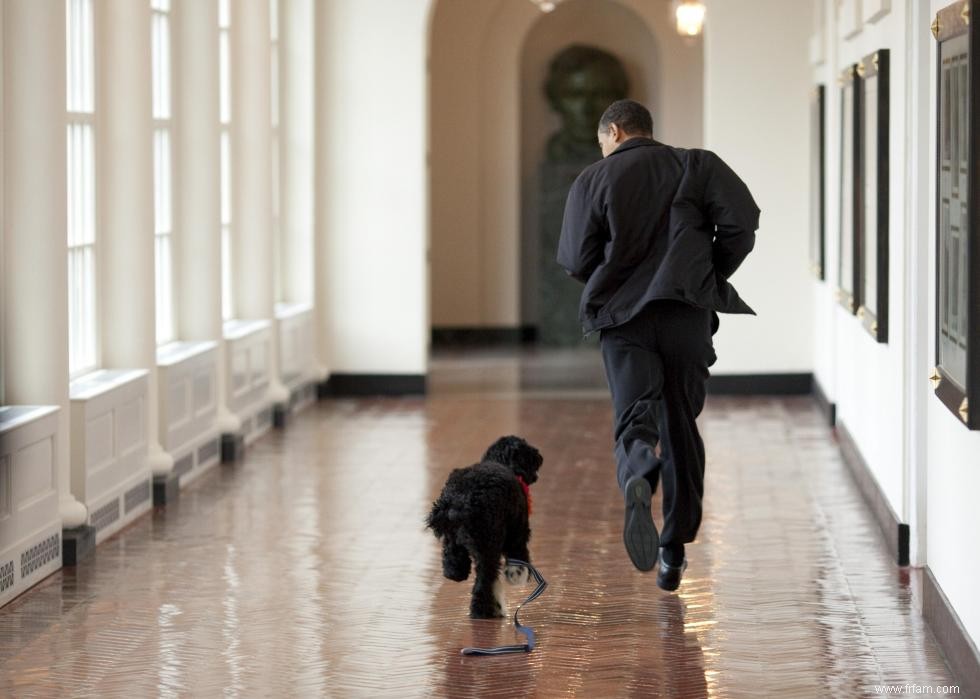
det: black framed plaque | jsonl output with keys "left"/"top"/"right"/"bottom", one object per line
{"left": 810, "top": 85, "right": 826, "bottom": 280}
{"left": 933, "top": 0, "right": 979, "bottom": 429}
{"left": 838, "top": 64, "right": 861, "bottom": 313}
{"left": 858, "top": 49, "right": 889, "bottom": 343}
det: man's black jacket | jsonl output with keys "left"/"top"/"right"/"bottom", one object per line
{"left": 557, "top": 137, "right": 760, "bottom": 334}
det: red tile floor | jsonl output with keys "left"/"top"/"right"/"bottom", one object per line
{"left": 0, "top": 351, "right": 962, "bottom": 697}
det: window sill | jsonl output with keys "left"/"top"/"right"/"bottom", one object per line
{"left": 157, "top": 340, "right": 219, "bottom": 367}
{"left": 274, "top": 302, "right": 313, "bottom": 321}
{"left": 69, "top": 369, "right": 149, "bottom": 402}
{"left": 223, "top": 318, "right": 271, "bottom": 341}
{"left": 0, "top": 405, "right": 59, "bottom": 434}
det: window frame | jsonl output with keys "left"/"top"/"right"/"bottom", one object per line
{"left": 152, "top": 0, "right": 177, "bottom": 345}
{"left": 66, "top": 0, "right": 101, "bottom": 379}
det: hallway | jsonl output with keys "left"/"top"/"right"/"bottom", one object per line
{"left": 0, "top": 383, "right": 958, "bottom": 697}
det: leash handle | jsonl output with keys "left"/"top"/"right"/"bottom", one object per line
{"left": 460, "top": 560, "right": 547, "bottom": 656}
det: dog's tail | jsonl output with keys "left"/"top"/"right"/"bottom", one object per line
{"left": 425, "top": 496, "right": 462, "bottom": 539}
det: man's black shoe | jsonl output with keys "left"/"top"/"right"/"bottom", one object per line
{"left": 656, "top": 550, "right": 688, "bottom": 591}
{"left": 623, "top": 476, "right": 659, "bottom": 571}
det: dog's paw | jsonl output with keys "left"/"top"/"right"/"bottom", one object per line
{"left": 504, "top": 563, "right": 530, "bottom": 586}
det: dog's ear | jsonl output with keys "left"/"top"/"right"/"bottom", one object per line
{"left": 483, "top": 436, "right": 542, "bottom": 484}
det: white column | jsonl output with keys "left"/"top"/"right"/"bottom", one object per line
{"left": 280, "top": 0, "right": 314, "bottom": 305}
{"left": 232, "top": 0, "right": 288, "bottom": 403}
{"left": 174, "top": 0, "right": 239, "bottom": 432}
{"left": 2, "top": 0, "right": 87, "bottom": 527}
{"left": 98, "top": 0, "right": 172, "bottom": 477}
{"left": 312, "top": 1, "right": 332, "bottom": 379}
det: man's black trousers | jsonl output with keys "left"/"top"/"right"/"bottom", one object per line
{"left": 599, "top": 300, "right": 716, "bottom": 546}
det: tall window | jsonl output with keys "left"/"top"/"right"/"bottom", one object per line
{"left": 271, "top": 0, "right": 282, "bottom": 303}
{"left": 219, "top": 0, "right": 233, "bottom": 320}
{"left": 66, "top": 0, "right": 98, "bottom": 376}
{"left": 152, "top": 0, "right": 175, "bottom": 343}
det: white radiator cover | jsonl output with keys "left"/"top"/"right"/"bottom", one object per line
{"left": 157, "top": 341, "right": 221, "bottom": 486}
{"left": 69, "top": 370, "right": 153, "bottom": 544}
{"left": 224, "top": 319, "right": 273, "bottom": 444}
{"left": 0, "top": 406, "right": 63, "bottom": 608}
{"left": 275, "top": 302, "right": 315, "bottom": 391}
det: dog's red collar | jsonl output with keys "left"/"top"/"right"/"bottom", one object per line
{"left": 516, "top": 476, "right": 532, "bottom": 515}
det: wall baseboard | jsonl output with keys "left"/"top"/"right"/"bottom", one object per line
{"left": 835, "top": 420, "right": 909, "bottom": 566}
{"left": 431, "top": 326, "right": 537, "bottom": 347}
{"left": 812, "top": 376, "right": 837, "bottom": 426}
{"left": 706, "top": 372, "right": 813, "bottom": 395}
{"left": 923, "top": 567, "right": 980, "bottom": 697}
{"left": 320, "top": 374, "right": 427, "bottom": 397}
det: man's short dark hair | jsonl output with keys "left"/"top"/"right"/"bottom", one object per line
{"left": 599, "top": 99, "right": 653, "bottom": 137}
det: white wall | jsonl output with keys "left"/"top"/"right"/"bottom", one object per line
{"left": 926, "top": 0, "right": 980, "bottom": 652}
{"left": 704, "top": 0, "right": 813, "bottom": 375}
{"left": 808, "top": 0, "right": 980, "bottom": 650}
{"left": 315, "top": 0, "right": 429, "bottom": 374}
{"left": 808, "top": 0, "right": 910, "bottom": 522}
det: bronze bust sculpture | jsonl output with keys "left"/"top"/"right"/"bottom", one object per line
{"left": 545, "top": 45, "right": 630, "bottom": 162}
{"left": 537, "top": 45, "right": 629, "bottom": 345}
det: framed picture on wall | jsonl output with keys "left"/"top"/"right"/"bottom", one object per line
{"left": 857, "top": 49, "right": 889, "bottom": 343}
{"left": 932, "top": 0, "right": 979, "bottom": 430}
{"left": 810, "top": 84, "right": 826, "bottom": 280}
{"left": 837, "top": 64, "right": 861, "bottom": 313}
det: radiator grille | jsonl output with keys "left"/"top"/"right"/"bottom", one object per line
{"left": 90, "top": 498, "right": 121, "bottom": 533}
{"left": 256, "top": 408, "right": 272, "bottom": 429}
{"left": 21, "top": 533, "right": 60, "bottom": 579}
{"left": 173, "top": 453, "right": 193, "bottom": 478}
{"left": 124, "top": 479, "right": 151, "bottom": 513}
{"left": 0, "top": 560, "right": 14, "bottom": 592}
{"left": 197, "top": 438, "right": 219, "bottom": 465}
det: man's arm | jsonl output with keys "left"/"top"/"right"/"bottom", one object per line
{"left": 702, "top": 151, "right": 760, "bottom": 279}
{"left": 557, "top": 175, "right": 606, "bottom": 284}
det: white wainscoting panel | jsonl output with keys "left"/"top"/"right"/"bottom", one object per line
{"left": 224, "top": 319, "right": 273, "bottom": 444}
{"left": 0, "top": 406, "right": 63, "bottom": 608}
{"left": 157, "top": 341, "right": 221, "bottom": 486}
{"left": 275, "top": 302, "right": 315, "bottom": 392}
{"left": 70, "top": 370, "right": 153, "bottom": 544}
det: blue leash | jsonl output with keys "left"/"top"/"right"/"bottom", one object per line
{"left": 460, "top": 559, "right": 547, "bottom": 656}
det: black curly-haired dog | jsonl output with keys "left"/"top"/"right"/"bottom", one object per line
{"left": 425, "top": 436, "right": 543, "bottom": 619}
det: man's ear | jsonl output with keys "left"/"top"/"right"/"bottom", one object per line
{"left": 608, "top": 122, "right": 622, "bottom": 142}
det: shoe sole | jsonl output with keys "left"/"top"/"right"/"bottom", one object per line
{"left": 623, "top": 477, "right": 659, "bottom": 571}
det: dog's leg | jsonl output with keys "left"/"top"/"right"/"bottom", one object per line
{"left": 441, "top": 540, "right": 471, "bottom": 582}
{"left": 493, "top": 573, "right": 507, "bottom": 614}
{"left": 469, "top": 549, "right": 505, "bottom": 619}
{"left": 503, "top": 522, "right": 532, "bottom": 585}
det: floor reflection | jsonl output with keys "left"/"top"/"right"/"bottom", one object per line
{"left": 0, "top": 374, "right": 962, "bottom": 697}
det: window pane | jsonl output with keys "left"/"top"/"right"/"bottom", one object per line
{"left": 67, "top": 0, "right": 95, "bottom": 113}
{"left": 152, "top": 12, "right": 172, "bottom": 120}
{"left": 154, "top": 129, "right": 172, "bottom": 234}
{"left": 220, "top": 30, "right": 231, "bottom": 124}
{"left": 218, "top": 0, "right": 231, "bottom": 29}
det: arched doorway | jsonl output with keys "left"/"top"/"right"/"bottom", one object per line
{"left": 427, "top": 0, "right": 703, "bottom": 348}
